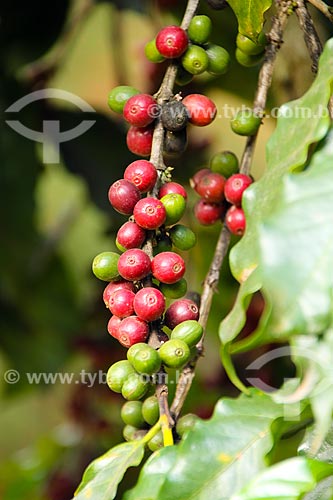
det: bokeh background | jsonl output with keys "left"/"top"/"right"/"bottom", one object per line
{"left": 1, "top": 1, "right": 332, "bottom": 499}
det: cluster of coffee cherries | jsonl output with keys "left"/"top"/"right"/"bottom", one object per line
{"left": 92, "top": 150, "right": 204, "bottom": 445}
{"left": 108, "top": 84, "right": 217, "bottom": 159}
{"left": 191, "top": 150, "right": 253, "bottom": 235}
{"left": 235, "top": 30, "right": 267, "bottom": 67}
{"left": 145, "top": 15, "right": 230, "bottom": 86}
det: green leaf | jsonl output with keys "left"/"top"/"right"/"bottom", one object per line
{"left": 219, "top": 267, "right": 262, "bottom": 345}
{"left": 230, "top": 39, "right": 333, "bottom": 283}
{"left": 231, "top": 457, "right": 333, "bottom": 500}
{"left": 125, "top": 391, "right": 301, "bottom": 500}
{"left": 228, "top": 0, "right": 272, "bottom": 40}
{"left": 73, "top": 441, "right": 145, "bottom": 500}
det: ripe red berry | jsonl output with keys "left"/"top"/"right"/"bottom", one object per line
{"left": 108, "top": 289, "right": 136, "bottom": 318}
{"left": 158, "top": 181, "right": 187, "bottom": 199}
{"left": 194, "top": 199, "right": 225, "bottom": 225}
{"left": 182, "top": 94, "right": 217, "bottom": 127}
{"left": 118, "top": 249, "right": 152, "bottom": 281}
{"left": 103, "top": 280, "right": 135, "bottom": 307}
{"left": 224, "top": 174, "right": 253, "bottom": 206}
{"left": 195, "top": 172, "right": 226, "bottom": 203}
{"left": 190, "top": 168, "right": 211, "bottom": 189}
{"left": 116, "top": 221, "right": 146, "bottom": 250}
{"left": 225, "top": 206, "right": 246, "bottom": 235}
{"left": 108, "top": 179, "right": 141, "bottom": 215}
{"left": 117, "top": 316, "right": 149, "bottom": 347}
{"left": 133, "top": 197, "right": 167, "bottom": 230}
{"left": 156, "top": 26, "right": 188, "bottom": 59}
{"left": 126, "top": 126, "right": 154, "bottom": 157}
{"left": 123, "top": 94, "right": 158, "bottom": 127}
{"left": 107, "top": 315, "right": 122, "bottom": 338}
{"left": 134, "top": 287, "right": 166, "bottom": 321}
{"left": 124, "top": 160, "right": 158, "bottom": 193}
{"left": 151, "top": 251, "right": 185, "bottom": 284}
{"left": 164, "top": 298, "right": 200, "bottom": 329}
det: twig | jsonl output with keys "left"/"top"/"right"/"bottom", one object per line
{"left": 295, "top": 0, "right": 323, "bottom": 73}
{"left": 308, "top": 0, "right": 333, "bottom": 23}
{"left": 170, "top": 0, "right": 294, "bottom": 419}
{"left": 240, "top": 0, "right": 295, "bottom": 175}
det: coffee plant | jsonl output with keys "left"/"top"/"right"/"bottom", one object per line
{"left": 72, "top": 1, "right": 333, "bottom": 499}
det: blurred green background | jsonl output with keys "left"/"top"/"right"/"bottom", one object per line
{"left": 0, "top": 1, "right": 332, "bottom": 498}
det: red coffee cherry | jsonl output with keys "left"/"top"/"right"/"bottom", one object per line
{"left": 107, "top": 315, "right": 122, "bottom": 338}
{"left": 156, "top": 26, "right": 188, "bottom": 59}
{"left": 225, "top": 206, "right": 246, "bottom": 235}
{"left": 124, "top": 160, "right": 157, "bottom": 193}
{"left": 151, "top": 251, "right": 185, "bottom": 284}
{"left": 190, "top": 168, "right": 211, "bottom": 189}
{"left": 164, "top": 298, "right": 200, "bottom": 329}
{"left": 118, "top": 249, "right": 152, "bottom": 281}
{"left": 182, "top": 94, "right": 217, "bottom": 127}
{"left": 126, "top": 126, "right": 154, "bottom": 157}
{"left": 116, "top": 221, "right": 146, "bottom": 250}
{"left": 195, "top": 172, "right": 226, "bottom": 202}
{"left": 133, "top": 197, "right": 167, "bottom": 230}
{"left": 103, "top": 280, "right": 135, "bottom": 307}
{"left": 134, "top": 287, "right": 166, "bottom": 321}
{"left": 123, "top": 94, "right": 158, "bottom": 128}
{"left": 117, "top": 316, "right": 149, "bottom": 347}
{"left": 224, "top": 174, "right": 253, "bottom": 206}
{"left": 108, "top": 179, "right": 141, "bottom": 215}
{"left": 158, "top": 181, "right": 187, "bottom": 199}
{"left": 194, "top": 199, "right": 225, "bottom": 225}
{"left": 108, "top": 289, "right": 136, "bottom": 318}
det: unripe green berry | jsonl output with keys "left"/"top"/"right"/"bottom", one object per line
{"left": 92, "top": 252, "right": 120, "bottom": 281}
{"left": 235, "top": 48, "right": 263, "bottom": 67}
{"left": 159, "top": 278, "right": 188, "bottom": 299}
{"left": 169, "top": 224, "right": 196, "bottom": 250}
{"left": 181, "top": 45, "right": 209, "bottom": 75}
{"left": 153, "top": 235, "right": 173, "bottom": 255}
{"left": 108, "top": 86, "right": 140, "bottom": 114}
{"left": 142, "top": 395, "right": 160, "bottom": 425}
{"left": 205, "top": 43, "right": 230, "bottom": 75}
{"left": 176, "top": 413, "right": 199, "bottom": 437}
{"left": 121, "top": 373, "right": 150, "bottom": 401}
{"left": 236, "top": 32, "right": 267, "bottom": 56}
{"left": 176, "top": 66, "right": 193, "bottom": 86}
{"left": 147, "top": 430, "right": 164, "bottom": 451}
{"left": 210, "top": 150, "right": 239, "bottom": 177}
{"left": 188, "top": 15, "right": 212, "bottom": 45}
{"left": 107, "top": 360, "right": 135, "bottom": 393}
{"left": 171, "top": 319, "right": 203, "bottom": 347}
{"left": 123, "top": 425, "right": 147, "bottom": 442}
{"left": 127, "top": 343, "right": 161, "bottom": 375}
{"left": 230, "top": 109, "right": 261, "bottom": 136}
{"left": 145, "top": 38, "right": 165, "bottom": 63}
{"left": 160, "top": 193, "right": 186, "bottom": 226}
{"left": 121, "top": 401, "right": 145, "bottom": 427}
{"left": 159, "top": 339, "right": 191, "bottom": 369}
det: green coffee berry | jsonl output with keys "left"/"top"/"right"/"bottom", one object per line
{"left": 210, "top": 150, "right": 239, "bottom": 177}
{"left": 148, "top": 430, "right": 164, "bottom": 451}
{"left": 159, "top": 278, "right": 188, "bottom": 299}
{"left": 176, "top": 413, "right": 199, "bottom": 437}
{"left": 236, "top": 32, "right": 267, "bottom": 56}
{"left": 205, "top": 43, "right": 230, "bottom": 75}
{"left": 145, "top": 39, "right": 165, "bottom": 63}
{"left": 107, "top": 360, "right": 135, "bottom": 393}
{"left": 159, "top": 339, "right": 191, "bottom": 369}
{"left": 235, "top": 48, "right": 263, "bottom": 67}
{"left": 142, "top": 395, "right": 160, "bottom": 425}
{"left": 160, "top": 193, "right": 186, "bottom": 226}
{"left": 169, "top": 224, "right": 196, "bottom": 250}
{"left": 188, "top": 15, "right": 212, "bottom": 45}
{"left": 171, "top": 320, "right": 203, "bottom": 347}
{"left": 108, "top": 85, "right": 140, "bottom": 114}
{"left": 128, "top": 343, "right": 161, "bottom": 375}
{"left": 92, "top": 252, "right": 120, "bottom": 282}
{"left": 181, "top": 45, "right": 209, "bottom": 75}
{"left": 230, "top": 109, "right": 261, "bottom": 136}
{"left": 121, "top": 401, "right": 145, "bottom": 427}
{"left": 121, "top": 373, "right": 150, "bottom": 401}
{"left": 175, "top": 66, "right": 194, "bottom": 86}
